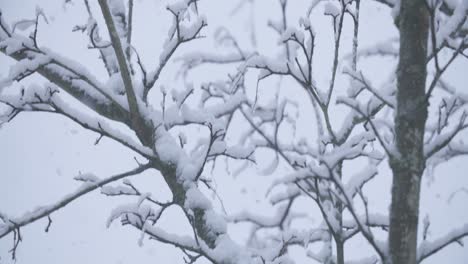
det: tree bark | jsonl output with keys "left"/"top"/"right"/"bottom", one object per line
{"left": 336, "top": 239, "right": 344, "bottom": 264}
{"left": 389, "top": 1, "right": 429, "bottom": 264}
{"left": 98, "top": 0, "right": 153, "bottom": 147}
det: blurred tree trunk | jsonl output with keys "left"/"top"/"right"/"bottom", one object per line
{"left": 389, "top": 0, "right": 429, "bottom": 264}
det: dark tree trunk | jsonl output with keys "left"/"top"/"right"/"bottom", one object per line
{"left": 336, "top": 239, "right": 344, "bottom": 264}
{"left": 389, "top": 1, "right": 429, "bottom": 264}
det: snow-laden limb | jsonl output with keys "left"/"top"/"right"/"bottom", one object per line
{"left": 327, "top": 168, "right": 388, "bottom": 260}
{"left": 0, "top": 29, "right": 130, "bottom": 124}
{"left": 320, "top": 131, "right": 381, "bottom": 168}
{"left": 342, "top": 67, "right": 396, "bottom": 108}
{"left": 98, "top": 0, "right": 154, "bottom": 146}
{"left": 107, "top": 0, "right": 129, "bottom": 48}
{"left": 76, "top": 0, "right": 124, "bottom": 76}
{"left": 246, "top": 55, "right": 293, "bottom": 80}
{"left": 306, "top": 236, "right": 333, "bottom": 264}
{"left": 230, "top": 199, "right": 302, "bottom": 229}
{"left": 74, "top": 172, "right": 100, "bottom": 183}
{"left": 127, "top": 216, "right": 201, "bottom": 252}
{"left": 346, "top": 37, "right": 399, "bottom": 59}
{"left": 162, "top": 90, "right": 247, "bottom": 129}
{"left": 143, "top": 0, "right": 207, "bottom": 100}
{"left": 427, "top": 140, "right": 468, "bottom": 173}
{"left": 180, "top": 52, "right": 247, "bottom": 76}
{"left": 101, "top": 184, "right": 137, "bottom": 196}
{"left": 417, "top": 223, "right": 468, "bottom": 263}
{"left": 106, "top": 196, "right": 163, "bottom": 229}
{"left": 337, "top": 96, "right": 395, "bottom": 157}
{"left": 125, "top": 216, "right": 257, "bottom": 264}
{"left": 108, "top": 179, "right": 259, "bottom": 264}
{"left": 434, "top": 0, "right": 468, "bottom": 48}
{"left": 48, "top": 88, "right": 155, "bottom": 158}
{"left": 424, "top": 115, "right": 468, "bottom": 159}
{"left": 343, "top": 213, "right": 389, "bottom": 240}
{"left": 0, "top": 164, "right": 151, "bottom": 239}
{"left": 334, "top": 97, "right": 387, "bottom": 146}
{"left": 344, "top": 163, "right": 379, "bottom": 198}
{"left": 178, "top": 26, "right": 256, "bottom": 79}
{"left": 424, "top": 90, "right": 468, "bottom": 171}
{"left": 286, "top": 227, "right": 330, "bottom": 247}
{"left": 269, "top": 185, "right": 300, "bottom": 205}
{"left": 0, "top": 82, "right": 154, "bottom": 157}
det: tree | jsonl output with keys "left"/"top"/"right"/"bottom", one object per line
{"left": 0, "top": 0, "right": 467, "bottom": 263}
{"left": 389, "top": 0, "right": 468, "bottom": 263}
{"left": 388, "top": 0, "right": 429, "bottom": 263}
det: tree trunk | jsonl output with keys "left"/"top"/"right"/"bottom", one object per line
{"left": 336, "top": 163, "right": 344, "bottom": 264}
{"left": 336, "top": 239, "right": 344, "bottom": 264}
{"left": 389, "top": 0, "right": 429, "bottom": 264}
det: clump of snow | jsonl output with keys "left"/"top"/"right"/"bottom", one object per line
{"left": 436, "top": 0, "right": 468, "bottom": 48}
{"left": 184, "top": 187, "right": 212, "bottom": 211}
{"left": 204, "top": 209, "right": 227, "bottom": 235}
{"left": 74, "top": 172, "right": 99, "bottom": 183}
{"left": 101, "top": 185, "right": 137, "bottom": 196}
{"left": 154, "top": 128, "right": 183, "bottom": 164}
{"left": 106, "top": 202, "right": 156, "bottom": 228}
{"left": 324, "top": 2, "right": 340, "bottom": 17}
{"left": 280, "top": 27, "right": 305, "bottom": 44}
{"left": 209, "top": 235, "right": 251, "bottom": 264}
{"left": 105, "top": 73, "right": 125, "bottom": 95}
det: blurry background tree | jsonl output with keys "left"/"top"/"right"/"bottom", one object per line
{"left": 0, "top": 0, "right": 467, "bottom": 264}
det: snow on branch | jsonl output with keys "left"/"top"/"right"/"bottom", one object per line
{"left": 0, "top": 24, "right": 131, "bottom": 124}
{"left": 0, "top": 164, "right": 151, "bottom": 240}
{"left": 98, "top": 0, "right": 151, "bottom": 145}
{"left": 418, "top": 223, "right": 468, "bottom": 263}
{"left": 144, "top": 0, "right": 207, "bottom": 100}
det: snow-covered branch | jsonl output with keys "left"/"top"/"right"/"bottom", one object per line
{"left": 0, "top": 163, "right": 151, "bottom": 239}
